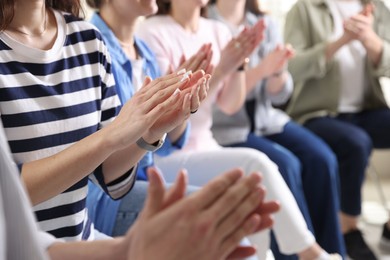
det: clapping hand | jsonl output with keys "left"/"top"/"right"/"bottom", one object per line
{"left": 125, "top": 167, "right": 280, "bottom": 260}
{"left": 259, "top": 44, "right": 295, "bottom": 78}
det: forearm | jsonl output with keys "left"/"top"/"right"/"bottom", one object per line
{"left": 21, "top": 128, "right": 116, "bottom": 205}
{"left": 266, "top": 72, "right": 288, "bottom": 96}
{"left": 216, "top": 72, "right": 246, "bottom": 115}
{"left": 47, "top": 238, "right": 127, "bottom": 260}
{"left": 167, "top": 122, "right": 187, "bottom": 144}
{"left": 102, "top": 142, "right": 147, "bottom": 184}
{"left": 363, "top": 35, "right": 383, "bottom": 67}
{"left": 246, "top": 64, "right": 266, "bottom": 93}
{"left": 325, "top": 35, "right": 350, "bottom": 61}
{"left": 208, "top": 66, "right": 227, "bottom": 95}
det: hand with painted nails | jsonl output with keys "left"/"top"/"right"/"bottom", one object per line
{"left": 106, "top": 71, "right": 196, "bottom": 148}
{"left": 215, "top": 19, "right": 266, "bottom": 77}
{"left": 141, "top": 70, "right": 211, "bottom": 143}
{"left": 124, "top": 167, "right": 280, "bottom": 260}
{"left": 177, "top": 43, "right": 214, "bottom": 75}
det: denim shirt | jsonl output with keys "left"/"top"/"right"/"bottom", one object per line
{"left": 86, "top": 13, "right": 190, "bottom": 236}
{"left": 90, "top": 13, "right": 190, "bottom": 180}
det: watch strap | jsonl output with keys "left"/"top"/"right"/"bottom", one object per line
{"left": 136, "top": 133, "right": 166, "bottom": 152}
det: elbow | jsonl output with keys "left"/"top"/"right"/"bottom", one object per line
{"left": 220, "top": 108, "right": 238, "bottom": 116}
{"left": 218, "top": 102, "right": 243, "bottom": 116}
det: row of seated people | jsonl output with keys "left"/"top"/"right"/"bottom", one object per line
{"left": 0, "top": 0, "right": 390, "bottom": 259}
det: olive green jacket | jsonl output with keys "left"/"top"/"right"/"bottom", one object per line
{"left": 284, "top": 0, "right": 390, "bottom": 124}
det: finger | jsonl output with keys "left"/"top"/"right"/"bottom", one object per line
{"left": 198, "top": 46, "right": 213, "bottom": 72}
{"left": 183, "top": 70, "right": 205, "bottom": 90}
{"left": 141, "top": 76, "right": 153, "bottom": 88}
{"left": 179, "top": 54, "right": 186, "bottom": 66}
{"left": 145, "top": 84, "right": 184, "bottom": 124}
{"left": 344, "top": 21, "right": 360, "bottom": 34}
{"left": 254, "top": 214, "right": 274, "bottom": 233}
{"left": 349, "top": 15, "right": 372, "bottom": 26}
{"left": 198, "top": 78, "right": 208, "bottom": 101}
{"left": 162, "top": 169, "right": 188, "bottom": 209}
{"left": 187, "top": 168, "right": 244, "bottom": 210}
{"left": 192, "top": 49, "right": 208, "bottom": 69}
{"left": 252, "top": 200, "right": 281, "bottom": 216}
{"left": 145, "top": 72, "right": 192, "bottom": 110}
{"left": 216, "top": 187, "right": 264, "bottom": 239}
{"left": 190, "top": 84, "right": 200, "bottom": 112}
{"left": 182, "top": 92, "right": 192, "bottom": 118}
{"left": 141, "top": 71, "right": 186, "bottom": 94}
{"left": 361, "top": 3, "right": 374, "bottom": 16}
{"left": 226, "top": 246, "right": 257, "bottom": 260}
{"left": 142, "top": 167, "right": 166, "bottom": 218}
{"left": 219, "top": 214, "right": 261, "bottom": 259}
{"left": 206, "top": 64, "right": 214, "bottom": 75}
{"left": 207, "top": 173, "right": 262, "bottom": 224}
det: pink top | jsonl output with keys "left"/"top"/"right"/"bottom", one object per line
{"left": 137, "top": 15, "right": 232, "bottom": 152}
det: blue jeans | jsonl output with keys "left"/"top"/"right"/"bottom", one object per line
{"left": 88, "top": 181, "right": 259, "bottom": 260}
{"left": 230, "top": 121, "right": 344, "bottom": 259}
{"left": 304, "top": 108, "right": 390, "bottom": 216}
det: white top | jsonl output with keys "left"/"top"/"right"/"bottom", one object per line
{"left": 131, "top": 58, "right": 145, "bottom": 93}
{"left": 137, "top": 15, "right": 232, "bottom": 152}
{"left": 330, "top": 0, "right": 369, "bottom": 112}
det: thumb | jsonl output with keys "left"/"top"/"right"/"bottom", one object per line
{"left": 361, "top": 3, "right": 374, "bottom": 16}
{"left": 142, "top": 167, "right": 166, "bottom": 218}
{"left": 166, "top": 65, "right": 174, "bottom": 75}
{"left": 162, "top": 169, "right": 188, "bottom": 209}
{"left": 141, "top": 76, "right": 153, "bottom": 89}
{"left": 179, "top": 54, "right": 186, "bottom": 66}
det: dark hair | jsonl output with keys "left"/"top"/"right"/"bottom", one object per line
{"left": 245, "top": 0, "right": 266, "bottom": 16}
{"left": 156, "top": 0, "right": 170, "bottom": 15}
{"left": 86, "top": 0, "right": 103, "bottom": 9}
{"left": 208, "top": 0, "right": 265, "bottom": 16}
{"left": 0, "top": 0, "right": 83, "bottom": 31}
{"left": 156, "top": 0, "right": 207, "bottom": 16}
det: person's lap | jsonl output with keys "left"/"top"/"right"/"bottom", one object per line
{"left": 155, "top": 147, "right": 316, "bottom": 259}
{"left": 230, "top": 121, "right": 344, "bottom": 255}
{"left": 303, "top": 108, "right": 390, "bottom": 216}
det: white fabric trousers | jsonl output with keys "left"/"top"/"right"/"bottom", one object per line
{"left": 155, "top": 147, "right": 315, "bottom": 259}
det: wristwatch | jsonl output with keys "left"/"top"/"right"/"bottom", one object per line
{"left": 136, "top": 133, "right": 167, "bottom": 152}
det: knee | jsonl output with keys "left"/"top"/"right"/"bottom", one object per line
{"left": 308, "top": 144, "right": 338, "bottom": 172}
{"left": 241, "top": 148, "right": 280, "bottom": 176}
{"left": 275, "top": 151, "right": 302, "bottom": 180}
{"left": 344, "top": 130, "right": 373, "bottom": 161}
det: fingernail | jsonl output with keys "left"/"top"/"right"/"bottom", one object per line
{"left": 173, "top": 88, "right": 181, "bottom": 96}
{"left": 180, "top": 74, "right": 189, "bottom": 82}
{"left": 177, "top": 68, "right": 186, "bottom": 75}
{"left": 180, "top": 71, "right": 192, "bottom": 82}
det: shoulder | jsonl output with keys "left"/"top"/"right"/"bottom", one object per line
{"left": 200, "top": 17, "right": 231, "bottom": 38}
{"left": 59, "top": 11, "right": 104, "bottom": 44}
{"left": 138, "top": 16, "right": 171, "bottom": 31}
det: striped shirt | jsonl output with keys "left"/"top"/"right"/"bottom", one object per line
{"left": 0, "top": 10, "right": 136, "bottom": 241}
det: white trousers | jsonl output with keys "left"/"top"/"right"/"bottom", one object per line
{"left": 155, "top": 147, "right": 315, "bottom": 260}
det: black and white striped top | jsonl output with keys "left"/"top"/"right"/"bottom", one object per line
{"left": 0, "top": 10, "right": 136, "bottom": 241}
